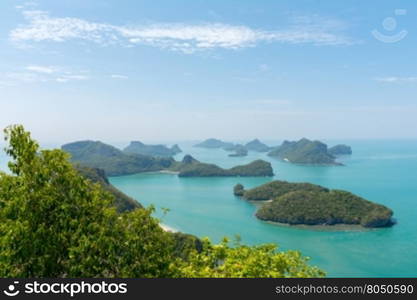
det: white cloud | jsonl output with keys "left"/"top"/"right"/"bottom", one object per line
{"left": 55, "top": 74, "right": 89, "bottom": 83}
{"left": 10, "top": 10, "right": 355, "bottom": 54}
{"left": 375, "top": 77, "right": 417, "bottom": 83}
{"left": 111, "top": 74, "right": 128, "bottom": 79}
{"left": 15, "top": 1, "right": 38, "bottom": 10}
{"left": 6, "top": 72, "right": 43, "bottom": 83}
{"left": 1, "top": 65, "right": 90, "bottom": 85}
{"left": 26, "top": 65, "right": 57, "bottom": 73}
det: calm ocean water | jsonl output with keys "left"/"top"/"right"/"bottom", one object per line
{"left": 109, "top": 140, "right": 417, "bottom": 277}
{"left": 1, "top": 140, "right": 416, "bottom": 277}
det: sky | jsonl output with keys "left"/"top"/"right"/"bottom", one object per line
{"left": 0, "top": 0, "right": 416, "bottom": 144}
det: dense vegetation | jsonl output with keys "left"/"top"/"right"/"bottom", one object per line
{"left": 124, "top": 141, "right": 182, "bottom": 157}
{"left": 75, "top": 165, "right": 142, "bottom": 212}
{"left": 244, "top": 139, "right": 271, "bottom": 152}
{"left": 238, "top": 180, "right": 328, "bottom": 201}
{"left": 0, "top": 125, "right": 324, "bottom": 277}
{"left": 172, "top": 156, "right": 274, "bottom": 177}
{"left": 236, "top": 181, "right": 394, "bottom": 228}
{"left": 328, "top": 144, "right": 352, "bottom": 156}
{"left": 268, "top": 138, "right": 339, "bottom": 165}
{"left": 256, "top": 190, "right": 394, "bottom": 227}
{"left": 62, "top": 140, "right": 174, "bottom": 176}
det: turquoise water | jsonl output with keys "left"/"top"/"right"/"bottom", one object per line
{"left": 1, "top": 140, "right": 416, "bottom": 277}
{"left": 109, "top": 140, "right": 417, "bottom": 277}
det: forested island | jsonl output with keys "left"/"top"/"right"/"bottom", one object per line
{"left": 124, "top": 141, "right": 182, "bottom": 157}
{"left": 267, "top": 138, "right": 349, "bottom": 165}
{"left": 62, "top": 141, "right": 273, "bottom": 177}
{"left": 194, "top": 138, "right": 234, "bottom": 149}
{"left": 234, "top": 181, "right": 394, "bottom": 228}
{"left": 195, "top": 138, "right": 272, "bottom": 157}
{"left": 170, "top": 155, "right": 273, "bottom": 177}
{"left": 62, "top": 141, "right": 174, "bottom": 176}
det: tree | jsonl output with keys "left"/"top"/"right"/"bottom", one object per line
{"left": 0, "top": 125, "right": 325, "bottom": 278}
{"left": 177, "top": 237, "right": 324, "bottom": 278}
{"left": 0, "top": 125, "right": 175, "bottom": 277}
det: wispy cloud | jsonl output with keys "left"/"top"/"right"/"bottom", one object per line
{"left": 10, "top": 10, "right": 355, "bottom": 54}
{"left": 15, "top": 1, "right": 38, "bottom": 10}
{"left": 374, "top": 77, "right": 417, "bottom": 83}
{"left": 111, "top": 74, "right": 128, "bottom": 79}
{"left": 55, "top": 74, "right": 89, "bottom": 83}
{"left": 26, "top": 65, "right": 58, "bottom": 74}
{"left": 1, "top": 65, "right": 90, "bottom": 85}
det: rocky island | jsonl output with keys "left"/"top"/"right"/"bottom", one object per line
{"left": 62, "top": 141, "right": 273, "bottom": 178}
{"left": 234, "top": 181, "right": 394, "bottom": 228}
{"left": 267, "top": 138, "right": 340, "bottom": 165}
{"left": 195, "top": 138, "right": 272, "bottom": 158}
{"left": 194, "top": 138, "right": 234, "bottom": 149}
{"left": 124, "top": 141, "right": 182, "bottom": 157}
{"left": 228, "top": 145, "right": 248, "bottom": 157}
{"left": 62, "top": 141, "right": 175, "bottom": 176}
{"left": 244, "top": 139, "right": 271, "bottom": 152}
{"left": 171, "top": 155, "right": 273, "bottom": 177}
{"left": 328, "top": 144, "right": 352, "bottom": 156}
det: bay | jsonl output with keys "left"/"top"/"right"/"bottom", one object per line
{"left": 110, "top": 140, "right": 417, "bottom": 277}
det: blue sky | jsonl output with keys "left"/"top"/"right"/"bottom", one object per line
{"left": 0, "top": 0, "right": 416, "bottom": 143}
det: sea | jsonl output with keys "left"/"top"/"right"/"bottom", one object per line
{"left": 1, "top": 140, "right": 417, "bottom": 277}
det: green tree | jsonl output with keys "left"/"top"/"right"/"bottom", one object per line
{"left": 0, "top": 125, "right": 175, "bottom": 277}
{"left": 0, "top": 125, "right": 324, "bottom": 278}
{"left": 177, "top": 237, "right": 324, "bottom": 278}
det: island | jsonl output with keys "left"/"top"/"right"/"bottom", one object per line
{"left": 267, "top": 138, "right": 340, "bottom": 165}
{"left": 328, "top": 144, "right": 352, "bottom": 156}
{"left": 236, "top": 180, "right": 328, "bottom": 200}
{"left": 124, "top": 141, "right": 182, "bottom": 157}
{"left": 244, "top": 139, "right": 271, "bottom": 152}
{"left": 195, "top": 138, "right": 272, "bottom": 157}
{"left": 170, "top": 155, "right": 274, "bottom": 177}
{"left": 234, "top": 181, "right": 394, "bottom": 228}
{"left": 62, "top": 140, "right": 175, "bottom": 176}
{"left": 194, "top": 138, "right": 234, "bottom": 149}
{"left": 62, "top": 141, "right": 274, "bottom": 178}
{"left": 228, "top": 145, "right": 248, "bottom": 157}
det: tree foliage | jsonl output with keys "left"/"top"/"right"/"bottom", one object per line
{"left": 75, "top": 165, "right": 142, "bottom": 212}
{"left": 177, "top": 238, "right": 324, "bottom": 278}
{"left": 0, "top": 125, "right": 174, "bottom": 277}
{"left": 0, "top": 125, "right": 324, "bottom": 278}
